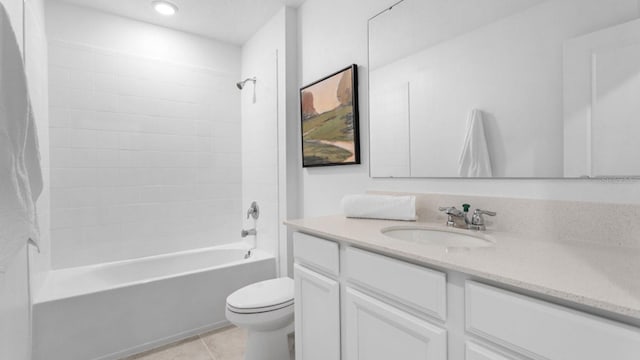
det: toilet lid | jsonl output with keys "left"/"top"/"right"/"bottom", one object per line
{"left": 226, "top": 277, "right": 294, "bottom": 313}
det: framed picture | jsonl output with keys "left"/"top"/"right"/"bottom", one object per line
{"left": 300, "top": 64, "right": 361, "bottom": 167}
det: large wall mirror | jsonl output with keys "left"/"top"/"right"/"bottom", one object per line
{"left": 368, "top": 0, "right": 640, "bottom": 178}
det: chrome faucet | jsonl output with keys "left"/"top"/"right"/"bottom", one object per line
{"left": 241, "top": 228, "right": 257, "bottom": 258}
{"left": 243, "top": 202, "right": 259, "bottom": 258}
{"left": 439, "top": 205, "right": 470, "bottom": 228}
{"left": 469, "top": 209, "right": 496, "bottom": 231}
{"left": 439, "top": 204, "right": 495, "bottom": 231}
{"left": 241, "top": 228, "right": 256, "bottom": 237}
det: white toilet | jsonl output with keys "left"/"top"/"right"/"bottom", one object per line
{"left": 226, "top": 277, "right": 295, "bottom": 360}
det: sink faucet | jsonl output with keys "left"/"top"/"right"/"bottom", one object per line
{"left": 439, "top": 204, "right": 495, "bottom": 231}
{"left": 438, "top": 205, "right": 470, "bottom": 228}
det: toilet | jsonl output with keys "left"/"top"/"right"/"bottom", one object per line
{"left": 225, "top": 277, "right": 294, "bottom": 360}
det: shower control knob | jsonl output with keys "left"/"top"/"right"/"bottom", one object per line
{"left": 247, "top": 201, "right": 260, "bottom": 220}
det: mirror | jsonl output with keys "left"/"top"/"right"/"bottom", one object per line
{"left": 368, "top": 0, "right": 640, "bottom": 178}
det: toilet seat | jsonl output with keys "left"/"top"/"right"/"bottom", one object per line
{"left": 226, "top": 277, "right": 294, "bottom": 314}
{"left": 227, "top": 299, "right": 293, "bottom": 314}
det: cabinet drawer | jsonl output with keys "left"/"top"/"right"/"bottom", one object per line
{"left": 344, "top": 247, "right": 446, "bottom": 321}
{"left": 293, "top": 232, "right": 339, "bottom": 277}
{"left": 466, "top": 281, "right": 640, "bottom": 360}
{"left": 466, "top": 342, "right": 520, "bottom": 360}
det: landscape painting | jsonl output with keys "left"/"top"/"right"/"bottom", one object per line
{"left": 300, "top": 64, "right": 360, "bottom": 167}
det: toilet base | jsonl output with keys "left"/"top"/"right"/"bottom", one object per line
{"left": 244, "top": 323, "right": 294, "bottom": 360}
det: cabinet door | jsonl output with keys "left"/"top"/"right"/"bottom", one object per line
{"left": 294, "top": 264, "right": 340, "bottom": 360}
{"left": 345, "top": 287, "right": 447, "bottom": 360}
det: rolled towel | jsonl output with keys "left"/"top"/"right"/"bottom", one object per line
{"left": 341, "top": 194, "right": 416, "bottom": 221}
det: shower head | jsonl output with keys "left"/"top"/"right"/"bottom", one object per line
{"left": 236, "top": 77, "right": 256, "bottom": 90}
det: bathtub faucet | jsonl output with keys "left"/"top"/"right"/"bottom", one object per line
{"left": 241, "top": 228, "right": 257, "bottom": 238}
{"left": 241, "top": 228, "right": 257, "bottom": 259}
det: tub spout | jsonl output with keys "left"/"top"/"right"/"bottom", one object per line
{"left": 241, "top": 228, "right": 256, "bottom": 238}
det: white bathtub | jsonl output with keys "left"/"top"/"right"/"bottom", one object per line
{"left": 33, "top": 243, "right": 276, "bottom": 360}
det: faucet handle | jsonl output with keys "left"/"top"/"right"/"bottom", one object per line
{"left": 474, "top": 209, "right": 496, "bottom": 217}
{"left": 247, "top": 201, "right": 260, "bottom": 220}
{"left": 438, "top": 206, "right": 464, "bottom": 216}
{"left": 439, "top": 206, "right": 466, "bottom": 227}
{"left": 471, "top": 209, "right": 496, "bottom": 228}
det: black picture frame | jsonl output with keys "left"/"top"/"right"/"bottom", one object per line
{"left": 299, "top": 64, "right": 361, "bottom": 168}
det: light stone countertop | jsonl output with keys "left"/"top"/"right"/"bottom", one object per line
{"left": 285, "top": 215, "right": 640, "bottom": 321}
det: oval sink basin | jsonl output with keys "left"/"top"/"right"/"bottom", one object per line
{"left": 381, "top": 226, "right": 495, "bottom": 250}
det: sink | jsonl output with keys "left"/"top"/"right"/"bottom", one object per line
{"left": 381, "top": 226, "right": 495, "bottom": 249}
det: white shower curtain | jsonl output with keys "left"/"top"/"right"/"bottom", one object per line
{"left": 0, "top": 3, "right": 43, "bottom": 271}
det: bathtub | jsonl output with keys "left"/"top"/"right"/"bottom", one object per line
{"left": 32, "top": 243, "right": 276, "bottom": 360}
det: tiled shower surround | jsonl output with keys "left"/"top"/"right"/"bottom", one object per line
{"left": 48, "top": 40, "right": 242, "bottom": 268}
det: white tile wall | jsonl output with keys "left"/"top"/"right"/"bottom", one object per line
{"left": 49, "top": 40, "right": 242, "bottom": 269}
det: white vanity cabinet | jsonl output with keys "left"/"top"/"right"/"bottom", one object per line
{"left": 465, "top": 281, "right": 640, "bottom": 360}
{"left": 293, "top": 233, "right": 340, "bottom": 360}
{"left": 292, "top": 231, "right": 640, "bottom": 360}
{"left": 294, "top": 232, "right": 447, "bottom": 360}
{"left": 343, "top": 246, "right": 448, "bottom": 360}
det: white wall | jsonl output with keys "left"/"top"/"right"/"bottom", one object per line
{"left": 241, "top": 7, "right": 299, "bottom": 276}
{"left": 45, "top": 1, "right": 239, "bottom": 71}
{"left": 46, "top": 1, "right": 242, "bottom": 268}
{"left": 0, "top": 0, "right": 49, "bottom": 358}
{"left": 297, "top": 0, "right": 640, "bottom": 218}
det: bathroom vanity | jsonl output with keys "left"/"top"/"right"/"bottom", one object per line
{"left": 286, "top": 215, "right": 640, "bottom": 360}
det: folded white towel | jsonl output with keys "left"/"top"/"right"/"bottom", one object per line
{"left": 0, "top": 4, "right": 43, "bottom": 272}
{"left": 458, "top": 109, "right": 492, "bottom": 177}
{"left": 341, "top": 194, "right": 416, "bottom": 221}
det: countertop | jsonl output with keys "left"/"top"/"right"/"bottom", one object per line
{"left": 285, "top": 215, "right": 640, "bottom": 321}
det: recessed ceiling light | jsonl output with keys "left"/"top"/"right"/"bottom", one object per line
{"left": 152, "top": 1, "right": 178, "bottom": 16}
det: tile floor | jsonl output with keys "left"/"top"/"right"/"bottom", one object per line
{"left": 123, "top": 326, "right": 294, "bottom": 360}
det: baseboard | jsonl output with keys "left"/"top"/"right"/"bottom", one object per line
{"left": 92, "top": 320, "right": 232, "bottom": 360}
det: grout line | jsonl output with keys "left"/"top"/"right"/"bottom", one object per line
{"left": 199, "top": 333, "right": 217, "bottom": 360}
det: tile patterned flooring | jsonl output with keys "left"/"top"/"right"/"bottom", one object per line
{"left": 124, "top": 326, "right": 294, "bottom": 360}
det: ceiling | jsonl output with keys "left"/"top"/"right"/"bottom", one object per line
{"left": 56, "top": 0, "right": 306, "bottom": 45}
